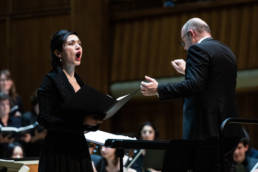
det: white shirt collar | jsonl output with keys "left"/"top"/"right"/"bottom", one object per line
{"left": 198, "top": 36, "right": 211, "bottom": 44}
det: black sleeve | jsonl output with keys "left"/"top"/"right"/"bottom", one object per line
{"left": 37, "top": 76, "right": 63, "bottom": 128}
{"left": 157, "top": 45, "right": 210, "bottom": 100}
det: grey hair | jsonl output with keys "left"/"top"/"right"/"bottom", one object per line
{"left": 182, "top": 17, "right": 211, "bottom": 35}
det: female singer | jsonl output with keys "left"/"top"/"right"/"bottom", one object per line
{"left": 38, "top": 30, "right": 106, "bottom": 172}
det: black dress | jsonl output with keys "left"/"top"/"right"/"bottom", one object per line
{"left": 37, "top": 67, "right": 94, "bottom": 172}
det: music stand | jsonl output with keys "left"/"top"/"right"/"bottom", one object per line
{"left": 162, "top": 139, "right": 220, "bottom": 172}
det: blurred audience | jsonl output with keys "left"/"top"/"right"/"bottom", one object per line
{"left": 0, "top": 69, "right": 24, "bottom": 116}
{"left": 0, "top": 93, "right": 22, "bottom": 157}
{"left": 0, "top": 93, "right": 21, "bottom": 127}
{"left": 20, "top": 90, "right": 46, "bottom": 157}
{"left": 89, "top": 142, "right": 102, "bottom": 168}
{"left": 0, "top": 76, "right": 45, "bottom": 159}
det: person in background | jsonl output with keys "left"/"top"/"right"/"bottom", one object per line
{"left": 0, "top": 93, "right": 22, "bottom": 158}
{"left": 7, "top": 142, "right": 24, "bottom": 159}
{"left": 125, "top": 121, "right": 160, "bottom": 172}
{"left": 22, "top": 90, "right": 39, "bottom": 126}
{"left": 233, "top": 137, "right": 258, "bottom": 172}
{"left": 0, "top": 69, "right": 24, "bottom": 116}
{"left": 138, "top": 121, "right": 159, "bottom": 141}
{"left": 0, "top": 93, "right": 21, "bottom": 128}
{"left": 89, "top": 142, "right": 102, "bottom": 170}
{"left": 96, "top": 146, "right": 136, "bottom": 172}
{"left": 139, "top": 122, "right": 160, "bottom": 172}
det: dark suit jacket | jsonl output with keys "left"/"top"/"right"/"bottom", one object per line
{"left": 158, "top": 38, "right": 237, "bottom": 140}
{"left": 37, "top": 67, "right": 93, "bottom": 172}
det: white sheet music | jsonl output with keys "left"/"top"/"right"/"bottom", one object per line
{"left": 251, "top": 162, "right": 258, "bottom": 172}
{"left": 0, "top": 159, "right": 30, "bottom": 172}
{"left": 84, "top": 130, "right": 136, "bottom": 145}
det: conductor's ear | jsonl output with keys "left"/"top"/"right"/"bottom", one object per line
{"left": 54, "top": 49, "right": 62, "bottom": 58}
{"left": 187, "top": 30, "right": 193, "bottom": 38}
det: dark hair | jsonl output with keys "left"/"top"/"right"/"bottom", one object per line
{"left": 138, "top": 121, "right": 159, "bottom": 140}
{"left": 239, "top": 137, "right": 249, "bottom": 147}
{"left": 30, "top": 89, "right": 38, "bottom": 106}
{"left": 7, "top": 142, "right": 24, "bottom": 158}
{"left": 0, "top": 69, "right": 18, "bottom": 100}
{"left": 50, "top": 30, "right": 77, "bottom": 69}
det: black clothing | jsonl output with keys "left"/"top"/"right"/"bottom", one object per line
{"left": 0, "top": 115, "right": 21, "bottom": 127}
{"left": 37, "top": 68, "right": 94, "bottom": 172}
{"left": 158, "top": 38, "right": 237, "bottom": 140}
{"left": 22, "top": 111, "right": 37, "bottom": 126}
{"left": 9, "top": 95, "right": 24, "bottom": 114}
{"left": 91, "top": 154, "right": 102, "bottom": 167}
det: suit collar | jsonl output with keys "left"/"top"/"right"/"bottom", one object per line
{"left": 198, "top": 36, "right": 212, "bottom": 44}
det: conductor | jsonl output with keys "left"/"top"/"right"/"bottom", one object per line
{"left": 140, "top": 18, "right": 238, "bottom": 140}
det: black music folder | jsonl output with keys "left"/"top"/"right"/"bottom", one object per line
{"left": 61, "top": 85, "right": 139, "bottom": 120}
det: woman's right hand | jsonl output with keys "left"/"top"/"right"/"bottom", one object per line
{"left": 83, "top": 115, "right": 103, "bottom": 126}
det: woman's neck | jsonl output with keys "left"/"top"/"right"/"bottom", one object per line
{"left": 106, "top": 158, "right": 119, "bottom": 172}
{"left": 1, "top": 114, "right": 9, "bottom": 126}
{"left": 106, "top": 156, "right": 119, "bottom": 167}
{"left": 62, "top": 65, "right": 75, "bottom": 78}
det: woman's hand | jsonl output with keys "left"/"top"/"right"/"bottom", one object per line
{"left": 83, "top": 115, "right": 103, "bottom": 126}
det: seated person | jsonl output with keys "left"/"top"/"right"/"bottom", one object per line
{"left": 7, "top": 142, "right": 24, "bottom": 159}
{"left": 0, "top": 93, "right": 22, "bottom": 158}
{"left": 96, "top": 146, "right": 136, "bottom": 172}
{"left": 126, "top": 121, "right": 160, "bottom": 172}
{"left": 0, "top": 93, "right": 21, "bottom": 127}
{"left": 0, "top": 69, "right": 24, "bottom": 116}
{"left": 233, "top": 137, "right": 258, "bottom": 172}
{"left": 88, "top": 142, "right": 102, "bottom": 167}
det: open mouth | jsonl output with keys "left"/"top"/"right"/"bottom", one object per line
{"left": 76, "top": 52, "right": 81, "bottom": 59}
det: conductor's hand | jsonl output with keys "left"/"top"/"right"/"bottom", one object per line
{"left": 171, "top": 59, "right": 186, "bottom": 75}
{"left": 140, "top": 76, "right": 158, "bottom": 96}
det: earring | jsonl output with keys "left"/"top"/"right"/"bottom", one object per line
{"left": 60, "top": 58, "right": 62, "bottom": 62}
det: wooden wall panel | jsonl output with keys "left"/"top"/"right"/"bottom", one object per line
{"left": 0, "top": 0, "right": 9, "bottom": 17}
{"left": 248, "top": 5, "right": 258, "bottom": 68}
{"left": 71, "top": 0, "right": 110, "bottom": 92}
{"left": 110, "top": 1, "right": 258, "bottom": 82}
{"left": 8, "top": 15, "right": 71, "bottom": 108}
{"left": 236, "top": 92, "right": 258, "bottom": 148}
{"left": 0, "top": 21, "right": 8, "bottom": 69}
{"left": 12, "top": 0, "right": 70, "bottom": 13}
{"left": 238, "top": 5, "right": 251, "bottom": 69}
{"left": 109, "top": 99, "right": 183, "bottom": 139}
